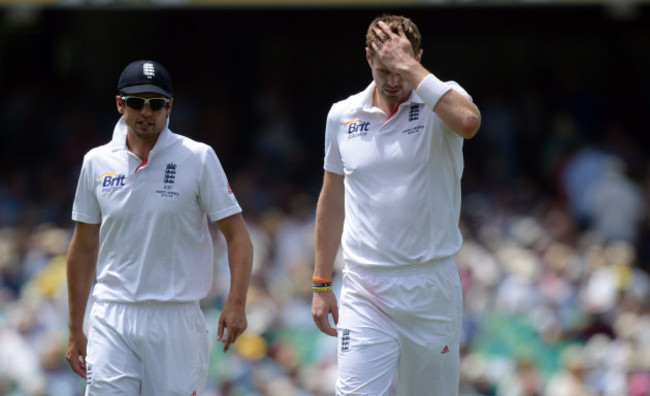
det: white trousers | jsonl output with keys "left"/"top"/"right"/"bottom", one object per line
{"left": 85, "top": 300, "right": 209, "bottom": 396}
{"left": 336, "top": 258, "right": 463, "bottom": 396}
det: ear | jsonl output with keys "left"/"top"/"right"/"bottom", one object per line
{"left": 116, "top": 95, "right": 125, "bottom": 114}
{"left": 365, "top": 47, "right": 373, "bottom": 65}
{"left": 415, "top": 49, "right": 423, "bottom": 63}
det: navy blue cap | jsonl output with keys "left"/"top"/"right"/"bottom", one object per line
{"left": 117, "top": 60, "right": 172, "bottom": 98}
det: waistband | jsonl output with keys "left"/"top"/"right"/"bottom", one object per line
{"left": 94, "top": 300, "right": 200, "bottom": 308}
{"left": 344, "top": 256, "right": 455, "bottom": 276}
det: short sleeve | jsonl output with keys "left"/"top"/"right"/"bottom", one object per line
{"left": 197, "top": 146, "right": 242, "bottom": 222}
{"left": 71, "top": 156, "right": 102, "bottom": 224}
{"left": 323, "top": 105, "right": 344, "bottom": 175}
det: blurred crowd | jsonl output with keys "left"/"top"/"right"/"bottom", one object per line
{"left": 2, "top": 12, "right": 650, "bottom": 395}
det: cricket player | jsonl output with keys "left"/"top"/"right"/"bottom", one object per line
{"left": 311, "top": 15, "right": 481, "bottom": 396}
{"left": 66, "top": 60, "right": 253, "bottom": 395}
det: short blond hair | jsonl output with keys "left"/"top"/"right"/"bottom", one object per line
{"left": 366, "top": 14, "right": 422, "bottom": 56}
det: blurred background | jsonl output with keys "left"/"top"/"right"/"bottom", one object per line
{"left": 1, "top": 1, "right": 650, "bottom": 395}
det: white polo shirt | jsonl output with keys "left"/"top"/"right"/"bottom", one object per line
{"left": 324, "top": 81, "right": 469, "bottom": 267}
{"left": 72, "top": 117, "right": 242, "bottom": 302}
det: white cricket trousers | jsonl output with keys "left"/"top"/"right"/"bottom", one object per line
{"left": 336, "top": 257, "right": 463, "bottom": 396}
{"left": 85, "top": 300, "right": 210, "bottom": 396}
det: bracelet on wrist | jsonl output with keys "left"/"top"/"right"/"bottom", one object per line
{"left": 313, "top": 276, "right": 332, "bottom": 283}
{"left": 312, "top": 284, "right": 333, "bottom": 292}
{"left": 312, "top": 276, "right": 333, "bottom": 292}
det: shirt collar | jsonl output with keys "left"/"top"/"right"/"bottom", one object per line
{"left": 109, "top": 116, "right": 172, "bottom": 154}
{"left": 350, "top": 81, "right": 423, "bottom": 113}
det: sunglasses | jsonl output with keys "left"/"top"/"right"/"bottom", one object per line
{"left": 121, "top": 96, "right": 170, "bottom": 111}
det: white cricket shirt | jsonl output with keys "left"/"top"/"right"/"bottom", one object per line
{"left": 72, "top": 117, "right": 242, "bottom": 302}
{"left": 324, "top": 81, "right": 470, "bottom": 267}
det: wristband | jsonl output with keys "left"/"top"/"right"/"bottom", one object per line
{"left": 312, "top": 276, "right": 333, "bottom": 292}
{"left": 415, "top": 74, "right": 451, "bottom": 109}
{"left": 312, "top": 284, "right": 333, "bottom": 292}
{"left": 313, "top": 276, "right": 332, "bottom": 283}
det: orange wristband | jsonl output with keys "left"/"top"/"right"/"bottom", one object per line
{"left": 313, "top": 276, "right": 332, "bottom": 283}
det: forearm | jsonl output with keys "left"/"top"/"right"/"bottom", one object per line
{"left": 314, "top": 196, "right": 344, "bottom": 280}
{"left": 67, "top": 238, "right": 98, "bottom": 334}
{"left": 431, "top": 87, "right": 481, "bottom": 138}
{"left": 225, "top": 233, "right": 253, "bottom": 307}
{"left": 311, "top": 184, "right": 343, "bottom": 337}
{"left": 216, "top": 214, "right": 253, "bottom": 307}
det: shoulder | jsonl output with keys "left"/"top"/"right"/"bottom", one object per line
{"left": 82, "top": 141, "right": 113, "bottom": 163}
{"left": 169, "top": 132, "right": 214, "bottom": 156}
{"left": 334, "top": 85, "right": 369, "bottom": 109}
{"left": 328, "top": 89, "right": 367, "bottom": 121}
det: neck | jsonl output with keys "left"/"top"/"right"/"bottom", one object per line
{"left": 126, "top": 132, "right": 160, "bottom": 161}
{"left": 373, "top": 86, "right": 406, "bottom": 115}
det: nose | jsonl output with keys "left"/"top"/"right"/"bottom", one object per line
{"left": 389, "top": 72, "right": 400, "bottom": 87}
{"left": 140, "top": 103, "right": 154, "bottom": 115}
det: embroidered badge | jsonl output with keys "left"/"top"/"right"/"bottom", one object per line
{"left": 341, "top": 328, "right": 351, "bottom": 353}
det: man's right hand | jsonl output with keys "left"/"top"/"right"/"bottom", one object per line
{"left": 311, "top": 290, "right": 339, "bottom": 337}
{"left": 66, "top": 332, "right": 88, "bottom": 378}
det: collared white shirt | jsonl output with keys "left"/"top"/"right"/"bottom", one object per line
{"left": 324, "top": 81, "right": 470, "bottom": 267}
{"left": 72, "top": 117, "right": 241, "bottom": 302}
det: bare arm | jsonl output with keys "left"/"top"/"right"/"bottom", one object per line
{"left": 66, "top": 222, "right": 100, "bottom": 378}
{"left": 214, "top": 213, "right": 253, "bottom": 352}
{"left": 311, "top": 171, "right": 345, "bottom": 337}
{"left": 371, "top": 21, "right": 481, "bottom": 139}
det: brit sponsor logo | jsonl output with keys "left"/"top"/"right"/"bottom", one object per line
{"left": 98, "top": 172, "right": 127, "bottom": 194}
{"left": 344, "top": 119, "right": 370, "bottom": 134}
{"left": 344, "top": 119, "right": 370, "bottom": 139}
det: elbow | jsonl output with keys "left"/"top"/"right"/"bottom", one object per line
{"left": 457, "top": 113, "right": 480, "bottom": 139}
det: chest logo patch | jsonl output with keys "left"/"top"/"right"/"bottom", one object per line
{"left": 164, "top": 162, "right": 177, "bottom": 185}
{"left": 156, "top": 162, "right": 180, "bottom": 198}
{"left": 408, "top": 103, "right": 420, "bottom": 121}
{"left": 344, "top": 119, "right": 370, "bottom": 139}
{"left": 99, "top": 172, "right": 127, "bottom": 194}
{"left": 402, "top": 105, "right": 424, "bottom": 135}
